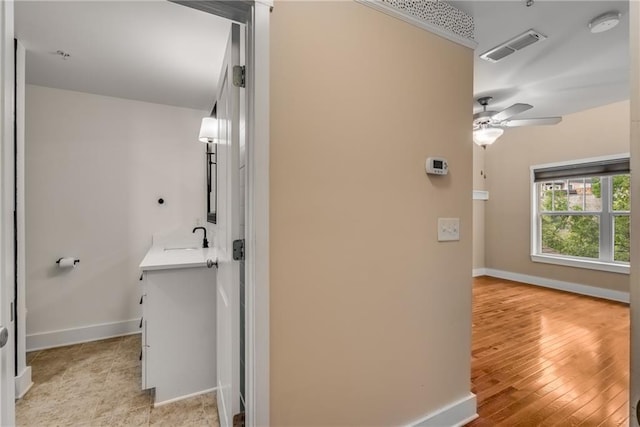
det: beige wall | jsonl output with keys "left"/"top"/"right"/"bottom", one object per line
{"left": 473, "top": 144, "right": 486, "bottom": 270}
{"left": 484, "top": 100, "right": 630, "bottom": 293}
{"left": 25, "top": 85, "right": 207, "bottom": 339}
{"left": 270, "top": 2, "right": 474, "bottom": 425}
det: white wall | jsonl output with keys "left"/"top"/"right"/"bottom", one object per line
{"left": 25, "top": 84, "right": 207, "bottom": 347}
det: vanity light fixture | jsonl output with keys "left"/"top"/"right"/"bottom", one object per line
{"left": 198, "top": 117, "right": 218, "bottom": 143}
{"left": 473, "top": 125, "right": 504, "bottom": 147}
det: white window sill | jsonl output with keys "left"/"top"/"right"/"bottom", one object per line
{"left": 531, "top": 254, "right": 630, "bottom": 275}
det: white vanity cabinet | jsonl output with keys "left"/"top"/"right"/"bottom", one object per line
{"left": 139, "top": 247, "right": 217, "bottom": 405}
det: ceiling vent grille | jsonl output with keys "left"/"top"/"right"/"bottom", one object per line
{"left": 480, "top": 29, "right": 547, "bottom": 63}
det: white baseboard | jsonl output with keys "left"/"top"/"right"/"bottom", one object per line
{"left": 472, "top": 268, "right": 487, "bottom": 277}
{"left": 15, "top": 366, "right": 32, "bottom": 399}
{"left": 485, "top": 268, "right": 630, "bottom": 303}
{"left": 407, "top": 393, "right": 477, "bottom": 427}
{"left": 153, "top": 387, "right": 219, "bottom": 408}
{"left": 26, "top": 319, "right": 141, "bottom": 352}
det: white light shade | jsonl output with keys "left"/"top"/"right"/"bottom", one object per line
{"left": 198, "top": 117, "right": 218, "bottom": 143}
{"left": 473, "top": 127, "right": 504, "bottom": 147}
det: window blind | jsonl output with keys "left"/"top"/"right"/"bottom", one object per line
{"left": 533, "top": 157, "right": 630, "bottom": 182}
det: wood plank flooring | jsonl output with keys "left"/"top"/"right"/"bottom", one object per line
{"left": 467, "top": 276, "right": 629, "bottom": 427}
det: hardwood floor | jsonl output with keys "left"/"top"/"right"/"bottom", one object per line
{"left": 467, "top": 276, "right": 629, "bottom": 427}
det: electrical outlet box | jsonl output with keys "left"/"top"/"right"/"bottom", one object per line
{"left": 438, "top": 218, "right": 460, "bottom": 241}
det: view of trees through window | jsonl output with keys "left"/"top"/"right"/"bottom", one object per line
{"left": 540, "top": 174, "right": 630, "bottom": 263}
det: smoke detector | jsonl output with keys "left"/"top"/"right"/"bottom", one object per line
{"left": 589, "top": 11, "right": 621, "bottom": 33}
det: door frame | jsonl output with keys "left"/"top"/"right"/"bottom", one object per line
{"left": 0, "top": 1, "right": 271, "bottom": 425}
{"left": 14, "top": 38, "right": 30, "bottom": 401}
{"left": 0, "top": 0, "right": 16, "bottom": 425}
{"left": 629, "top": 1, "right": 640, "bottom": 424}
{"left": 178, "top": 5, "right": 272, "bottom": 424}
{"left": 244, "top": 3, "right": 271, "bottom": 425}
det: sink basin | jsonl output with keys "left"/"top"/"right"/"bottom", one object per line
{"left": 141, "top": 244, "right": 217, "bottom": 271}
{"left": 163, "top": 247, "right": 199, "bottom": 251}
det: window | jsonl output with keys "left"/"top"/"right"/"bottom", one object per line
{"left": 531, "top": 155, "right": 630, "bottom": 274}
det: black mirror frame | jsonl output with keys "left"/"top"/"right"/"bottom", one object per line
{"left": 207, "top": 143, "right": 216, "bottom": 224}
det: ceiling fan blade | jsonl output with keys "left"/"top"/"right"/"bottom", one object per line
{"left": 491, "top": 103, "right": 533, "bottom": 121}
{"left": 503, "top": 117, "right": 562, "bottom": 127}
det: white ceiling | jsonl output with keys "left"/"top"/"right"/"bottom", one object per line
{"left": 16, "top": 1, "right": 629, "bottom": 119}
{"left": 447, "top": 0, "right": 629, "bottom": 119}
{"left": 15, "top": 1, "right": 231, "bottom": 112}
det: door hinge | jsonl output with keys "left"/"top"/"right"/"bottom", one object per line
{"left": 233, "top": 239, "right": 245, "bottom": 261}
{"left": 233, "top": 65, "right": 246, "bottom": 88}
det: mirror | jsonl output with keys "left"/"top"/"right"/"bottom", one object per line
{"left": 207, "top": 143, "right": 216, "bottom": 223}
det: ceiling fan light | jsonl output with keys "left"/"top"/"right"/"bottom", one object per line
{"left": 473, "top": 127, "right": 504, "bottom": 147}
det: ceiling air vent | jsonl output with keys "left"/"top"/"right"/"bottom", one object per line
{"left": 480, "top": 29, "right": 547, "bottom": 63}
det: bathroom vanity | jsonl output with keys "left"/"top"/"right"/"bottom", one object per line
{"left": 139, "top": 243, "right": 218, "bottom": 405}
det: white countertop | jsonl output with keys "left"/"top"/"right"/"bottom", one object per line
{"left": 140, "top": 245, "right": 218, "bottom": 271}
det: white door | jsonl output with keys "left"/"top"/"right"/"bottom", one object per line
{"left": 216, "top": 23, "right": 242, "bottom": 427}
{"left": 0, "top": 0, "right": 16, "bottom": 424}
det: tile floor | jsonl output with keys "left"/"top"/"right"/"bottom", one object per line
{"left": 17, "top": 335, "right": 219, "bottom": 426}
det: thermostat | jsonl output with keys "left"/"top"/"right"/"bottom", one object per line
{"left": 426, "top": 157, "right": 448, "bottom": 175}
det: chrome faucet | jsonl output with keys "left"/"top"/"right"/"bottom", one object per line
{"left": 192, "top": 227, "right": 209, "bottom": 248}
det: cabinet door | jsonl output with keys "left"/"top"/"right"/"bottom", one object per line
{"left": 143, "top": 268, "right": 216, "bottom": 403}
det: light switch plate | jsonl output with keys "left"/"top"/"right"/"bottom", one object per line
{"left": 438, "top": 218, "right": 460, "bottom": 241}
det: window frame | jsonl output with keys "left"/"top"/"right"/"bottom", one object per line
{"left": 530, "top": 154, "right": 630, "bottom": 275}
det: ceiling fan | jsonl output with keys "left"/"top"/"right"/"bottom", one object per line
{"left": 473, "top": 96, "right": 562, "bottom": 147}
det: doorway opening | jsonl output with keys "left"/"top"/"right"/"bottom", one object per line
{"left": 13, "top": 1, "right": 247, "bottom": 426}
{"left": 466, "top": 0, "right": 632, "bottom": 424}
